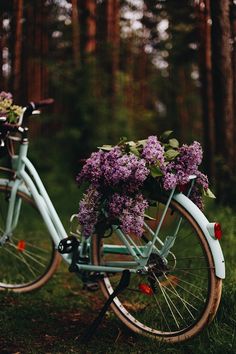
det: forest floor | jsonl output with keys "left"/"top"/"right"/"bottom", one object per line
{"left": 0, "top": 267, "right": 235, "bottom": 354}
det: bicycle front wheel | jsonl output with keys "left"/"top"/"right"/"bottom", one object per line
{"left": 92, "top": 196, "right": 222, "bottom": 343}
{"left": 0, "top": 184, "right": 61, "bottom": 292}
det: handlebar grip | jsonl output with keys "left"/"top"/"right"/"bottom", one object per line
{"left": 33, "top": 98, "right": 54, "bottom": 109}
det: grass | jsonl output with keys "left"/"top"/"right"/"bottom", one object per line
{"left": 0, "top": 150, "right": 236, "bottom": 353}
{"left": 0, "top": 268, "right": 235, "bottom": 354}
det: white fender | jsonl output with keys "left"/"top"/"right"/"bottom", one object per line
{"left": 173, "top": 193, "right": 225, "bottom": 279}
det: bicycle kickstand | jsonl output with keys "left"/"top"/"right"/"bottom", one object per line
{"left": 81, "top": 269, "right": 131, "bottom": 343}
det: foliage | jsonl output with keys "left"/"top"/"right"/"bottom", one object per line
{"left": 77, "top": 133, "right": 213, "bottom": 238}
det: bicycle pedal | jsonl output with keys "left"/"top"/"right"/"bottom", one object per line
{"left": 58, "top": 236, "right": 80, "bottom": 254}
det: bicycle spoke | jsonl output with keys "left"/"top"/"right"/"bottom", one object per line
{"left": 174, "top": 267, "right": 214, "bottom": 271}
{"left": 158, "top": 277, "right": 186, "bottom": 323}
{"left": 171, "top": 268, "right": 207, "bottom": 280}
{"left": 168, "top": 276, "right": 205, "bottom": 303}
{"left": 10, "top": 244, "right": 46, "bottom": 268}
{"left": 161, "top": 274, "right": 197, "bottom": 318}
{"left": 153, "top": 293, "right": 171, "bottom": 332}
{"left": 153, "top": 273, "right": 180, "bottom": 329}
{"left": 19, "top": 240, "right": 51, "bottom": 254}
{"left": 9, "top": 241, "right": 49, "bottom": 263}
{"left": 3, "top": 246, "right": 38, "bottom": 278}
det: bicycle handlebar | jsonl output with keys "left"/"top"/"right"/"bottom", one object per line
{"left": 0, "top": 98, "right": 54, "bottom": 137}
{"left": 22, "top": 98, "right": 54, "bottom": 120}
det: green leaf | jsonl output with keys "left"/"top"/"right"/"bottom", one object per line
{"left": 150, "top": 165, "right": 163, "bottom": 177}
{"left": 204, "top": 188, "right": 216, "bottom": 199}
{"left": 118, "top": 137, "right": 128, "bottom": 145}
{"left": 7, "top": 110, "right": 17, "bottom": 124}
{"left": 160, "top": 130, "right": 173, "bottom": 142}
{"left": 164, "top": 149, "right": 180, "bottom": 160}
{"left": 130, "top": 146, "right": 140, "bottom": 157}
{"left": 98, "top": 145, "right": 113, "bottom": 151}
{"left": 127, "top": 140, "right": 136, "bottom": 147}
{"left": 136, "top": 139, "right": 147, "bottom": 147}
{"left": 168, "top": 138, "right": 179, "bottom": 148}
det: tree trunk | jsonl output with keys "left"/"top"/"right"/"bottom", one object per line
{"left": 25, "top": 0, "right": 49, "bottom": 136}
{"left": 196, "top": 0, "right": 215, "bottom": 180}
{"left": 84, "top": 0, "right": 96, "bottom": 54}
{"left": 26, "top": 0, "right": 49, "bottom": 102}
{"left": 107, "top": 0, "right": 119, "bottom": 94}
{"left": 138, "top": 44, "right": 148, "bottom": 109}
{"left": 230, "top": 0, "right": 236, "bottom": 152}
{"left": 176, "top": 66, "right": 189, "bottom": 141}
{"left": 72, "top": 0, "right": 80, "bottom": 67}
{"left": 211, "top": 0, "right": 234, "bottom": 169}
{"left": 125, "top": 37, "right": 135, "bottom": 133}
{"left": 12, "top": 0, "right": 23, "bottom": 101}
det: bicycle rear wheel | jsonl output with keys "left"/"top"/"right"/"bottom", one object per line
{"left": 92, "top": 196, "right": 222, "bottom": 343}
{"left": 0, "top": 184, "right": 61, "bottom": 292}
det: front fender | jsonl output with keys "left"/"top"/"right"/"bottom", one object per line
{"left": 173, "top": 193, "right": 225, "bottom": 279}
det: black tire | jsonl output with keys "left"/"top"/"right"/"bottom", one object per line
{"left": 0, "top": 184, "right": 61, "bottom": 292}
{"left": 92, "top": 197, "right": 222, "bottom": 343}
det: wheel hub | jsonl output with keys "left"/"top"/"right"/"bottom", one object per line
{"left": 147, "top": 253, "right": 169, "bottom": 278}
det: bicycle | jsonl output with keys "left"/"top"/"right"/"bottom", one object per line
{"left": 0, "top": 100, "right": 225, "bottom": 343}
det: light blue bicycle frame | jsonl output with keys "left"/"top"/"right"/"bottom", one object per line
{"left": 0, "top": 137, "right": 225, "bottom": 279}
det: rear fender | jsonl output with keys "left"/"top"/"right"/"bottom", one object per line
{"left": 173, "top": 193, "right": 225, "bottom": 279}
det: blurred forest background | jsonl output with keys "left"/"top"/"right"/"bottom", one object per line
{"left": 0, "top": 0, "right": 236, "bottom": 205}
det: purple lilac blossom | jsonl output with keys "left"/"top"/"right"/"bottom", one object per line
{"left": 108, "top": 193, "right": 149, "bottom": 236}
{"left": 162, "top": 141, "right": 208, "bottom": 209}
{"left": 196, "top": 171, "right": 209, "bottom": 189}
{"left": 190, "top": 186, "right": 204, "bottom": 210}
{"left": 162, "top": 141, "right": 204, "bottom": 190}
{"left": 142, "top": 136, "right": 165, "bottom": 166}
{"left": 76, "top": 150, "right": 104, "bottom": 186}
{"left": 0, "top": 91, "right": 12, "bottom": 101}
{"left": 162, "top": 172, "right": 177, "bottom": 190}
{"left": 102, "top": 148, "right": 149, "bottom": 188}
{"left": 77, "top": 186, "right": 101, "bottom": 237}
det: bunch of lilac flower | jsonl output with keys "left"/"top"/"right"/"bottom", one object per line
{"left": 77, "top": 146, "right": 150, "bottom": 237}
{"left": 77, "top": 136, "right": 212, "bottom": 238}
{"left": 77, "top": 146, "right": 149, "bottom": 191}
{"left": 162, "top": 141, "right": 209, "bottom": 208}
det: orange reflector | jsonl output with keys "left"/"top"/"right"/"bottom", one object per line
{"left": 17, "top": 240, "right": 26, "bottom": 252}
{"left": 214, "top": 223, "right": 222, "bottom": 240}
{"left": 139, "top": 283, "right": 153, "bottom": 296}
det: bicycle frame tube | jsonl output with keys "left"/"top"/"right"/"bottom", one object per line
{"left": 0, "top": 141, "right": 71, "bottom": 263}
